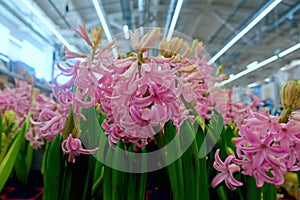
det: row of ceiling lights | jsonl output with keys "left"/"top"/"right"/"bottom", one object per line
{"left": 19, "top": 0, "right": 299, "bottom": 87}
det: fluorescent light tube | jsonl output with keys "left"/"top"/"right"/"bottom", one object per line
{"left": 209, "top": 0, "right": 282, "bottom": 64}
{"left": 21, "top": 0, "right": 73, "bottom": 50}
{"left": 278, "top": 43, "right": 300, "bottom": 57}
{"left": 219, "top": 55, "right": 278, "bottom": 86}
{"left": 264, "top": 77, "right": 271, "bottom": 82}
{"left": 123, "top": 25, "right": 129, "bottom": 39}
{"left": 92, "top": 0, "right": 113, "bottom": 42}
{"left": 92, "top": 0, "right": 118, "bottom": 57}
{"left": 166, "top": 0, "right": 184, "bottom": 41}
{"left": 9, "top": 35, "right": 23, "bottom": 46}
{"left": 247, "top": 82, "right": 259, "bottom": 88}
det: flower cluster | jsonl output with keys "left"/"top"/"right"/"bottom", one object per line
{"left": 53, "top": 25, "right": 224, "bottom": 151}
{"left": 212, "top": 79, "right": 300, "bottom": 190}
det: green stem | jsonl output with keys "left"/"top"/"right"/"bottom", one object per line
{"left": 279, "top": 107, "right": 292, "bottom": 123}
{"left": 247, "top": 176, "right": 261, "bottom": 200}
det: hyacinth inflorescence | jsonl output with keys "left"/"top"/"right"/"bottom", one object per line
{"left": 212, "top": 80, "right": 300, "bottom": 190}
{"left": 44, "top": 24, "right": 224, "bottom": 153}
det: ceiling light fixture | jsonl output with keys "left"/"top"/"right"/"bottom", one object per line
{"left": 278, "top": 43, "right": 300, "bottom": 57}
{"left": 219, "top": 56, "right": 278, "bottom": 86}
{"left": 264, "top": 77, "right": 271, "bottom": 82}
{"left": 21, "top": 0, "right": 73, "bottom": 50}
{"left": 92, "top": 0, "right": 118, "bottom": 57}
{"left": 166, "top": 0, "right": 184, "bottom": 41}
{"left": 208, "top": 0, "right": 282, "bottom": 64}
{"left": 9, "top": 35, "right": 23, "bottom": 46}
{"left": 247, "top": 82, "right": 259, "bottom": 88}
{"left": 123, "top": 25, "right": 129, "bottom": 39}
{"left": 219, "top": 39, "right": 300, "bottom": 86}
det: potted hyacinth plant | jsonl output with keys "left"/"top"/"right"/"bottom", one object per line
{"left": 21, "top": 23, "right": 300, "bottom": 200}
{"left": 0, "top": 79, "right": 56, "bottom": 193}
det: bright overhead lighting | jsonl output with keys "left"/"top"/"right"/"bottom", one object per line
{"left": 9, "top": 35, "right": 23, "bottom": 46}
{"left": 123, "top": 25, "right": 129, "bottom": 39}
{"left": 278, "top": 43, "right": 300, "bottom": 57}
{"left": 92, "top": 0, "right": 117, "bottom": 57}
{"left": 208, "top": 0, "right": 282, "bottom": 64}
{"left": 264, "top": 77, "right": 271, "bottom": 82}
{"left": 166, "top": 0, "right": 184, "bottom": 41}
{"left": 0, "top": 55, "right": 9, "bottom": 63}
{"left": 247, "top": 82, "right": 259, "bottom": 88}
{"left": 21, "top": 0, "right": 73, "bottom": 50}
{"left": 92, "top": 0, "right": 113, "bottom": 42}
{"left": 218, "top": 40, "right": 300, "bottom": 86}
{"left": 218, "top": 55, "right": 278, "bottom": 86}
{"left": 246, "top": 61, "right": 258, "bottom": 69}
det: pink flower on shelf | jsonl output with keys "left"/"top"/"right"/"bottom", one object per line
{"left": 30, "top": 109, "right": 66, "bottom": 141}
{"left": 25, "top": 126, "right": 45, "bottom": 149}
{"left": 61, "top": 134, "right": 99, "bottom": 163}
{"left": 0, "top": 90, "right": 14, "bottom": 113}
{"left": 212, "top": 149, "right": 243, "bottom": 190}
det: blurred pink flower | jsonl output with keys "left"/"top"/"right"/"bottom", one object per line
{"left": 30, "top": 109, "right": 66, "bottom": 141}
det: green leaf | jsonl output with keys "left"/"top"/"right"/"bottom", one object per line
{"left": 198, "top": 111, "right": 224, "bottom": 158}
{"left": 163, "top": 120, "right": 185, "bottom": 200}
{"left": 0, "top": 113, "right": 2, "bottom": 154}
{"left": 217, "top": 186, "right": 229, "bottom": 200}
{"left": 43, "top": 135, "right": 63, "bottom": 200}
{"left": 0, "top": 120, "right": 26, "bottom": 192}
{"left": 111, "top": 141, "right": 126, "bottom": 200}
{"left": 92, "top": 165, "right": 104, "bottom": 198}
{"left": 138, "top": 147, "right": 147, "bottom": 200}
{"left": 103, "top": 146, "right": 113, "bottom": 200}
{"left": 14, "top": 152, "right": 28, "bottom": 184}
{"left": 195, "top": 124, "right": 209, "bottom": 200}
{"left": 14, "top": 140, "right": 33, "bottom": 184}
{"left": 247, "top": 176, "right": 261, "bottom": 200}
{"left": 3, "top": 122, "right": 15, "bottom": 135}
{"left": 262, "top": 182, "right": 276, "bottom": 200}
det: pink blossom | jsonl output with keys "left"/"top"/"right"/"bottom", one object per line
{"left": 72, "top": 23, "right": 93, "bottom": 47}
{"left": 30, "top": 109, "right": 66, "bottom": 141}
{"left": 72, "top": 90, "right": 95, "bottom": 120}
{"left": 273, "top": 120, "right": 300, "bottom": 148}
{"left": 130, "top": 28, "right": 162, "bottom": 52}
{"left": 245, "top": 109, "right": 279, "bottom": 133}
{"left": 212, "top": 149, "right": 243, "bottom": 190}
{"left": 62, "top": 134, "right": 99, "bottom": 163}
{"left": 63, "top": 47, "right": 87, "bottom": 59}
{"left": 25, "top": 126, "right": 45, "bottom": 149}
{"left": 291, "top": 110, "right": 300, "bottom": 124}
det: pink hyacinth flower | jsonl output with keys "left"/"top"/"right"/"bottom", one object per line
{"left": 212, "top": 149, "right": 243, "bottom": 190}
{"left": 61, "top": 134, "right": 99, "bottom": 163}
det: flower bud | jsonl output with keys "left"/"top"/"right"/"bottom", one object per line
{"left": 291, "top": 111, "right": 300, "bottom": 123}
{"left": 2, "top": 110, "right": 16, "bottom": 127}
{"left": 1, "top": 132, "right": 6, "bottom": 149}
{"left": 280, "top": 80, "right": 299, "bottom": 109}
